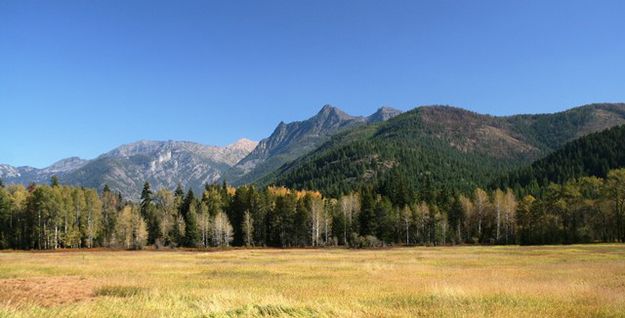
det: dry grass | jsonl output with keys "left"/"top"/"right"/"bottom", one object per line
{"left": 0, "top": 245, "right": 624, "bottom": 317}
{"left": 0, "top": 277, "right": 95, "bottom": 307}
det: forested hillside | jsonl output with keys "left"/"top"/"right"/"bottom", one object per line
{"left": 497, "top": 124, "right": 625, "bottom": 193}
{"left": 272, "top": 103, "right": 625, "bottom": 200}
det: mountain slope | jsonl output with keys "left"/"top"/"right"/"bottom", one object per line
{"left": 225, "top": 105, "right": 402, "bottom": 185}
{"left": 0, "top": 157, "right": 89, "bottom": 185}
{"left": 497, "top": 124, "right": 625, "bottom": 190}
{"left": 271, "top": 103, "right": 625, "bottom": 198}
{"left": 1, "top": 139, "right": 257, "bottom": 200}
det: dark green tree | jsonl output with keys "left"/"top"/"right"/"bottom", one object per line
{"left": 181, "top": 190, "right": 200, "bottom": 246}
{"left": 140, "top": 182, "right": 161, "bottom": 244}
{"left": 374, "top": 197, "right": 395, "bottom": 244}
{"left": 359, "top": 188, "right": 377, "bottom": 237}
{"left": 293, "top": 195, "right": 312, "bottom": 246}
{"left": 184, "top": 202, "right": 200, "bottom": 247}
{"left": 50, "top": 176, "right": 60, "bottom": 187}
{"left": 447, "top": 196, "right": 465, "bottom": 244}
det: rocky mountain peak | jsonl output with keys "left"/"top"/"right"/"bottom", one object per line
{"left": 315, "top": 104, "right": 355, "bottom": 122}
{"left": 367, "top": 106, "right": 403, "bottom": 122}
{"left": 44, "top": 157, "right": 88, "bottom": 173}
{"left": 0, "top": 164, "right": 21, "bottom": 178}
{"left": 227, "top": 138, "right": 258, "bottom": 152}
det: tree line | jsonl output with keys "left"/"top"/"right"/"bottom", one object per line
{"left": 0, "top": 169, "right": 624, "bottom": 249}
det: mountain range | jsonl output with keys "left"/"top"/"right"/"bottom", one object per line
{"left": 0, "top": 105, "right": 401, "bottom": 199}
{"left": 0, "top": 139, "right": 257, "bottom": 200}
{"left": 272, "top": 103, "right": 625, "bottom": 197}
{"left": 1, "top": 103, "right": 624, "bottom": 200}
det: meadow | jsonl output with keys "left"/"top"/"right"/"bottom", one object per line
{"left": 0, "top": 245, "right": 624, "bottom": 317}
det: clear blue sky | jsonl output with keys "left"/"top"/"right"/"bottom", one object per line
{"left": 1, "top": 0, "right": 625, "bottom": 168}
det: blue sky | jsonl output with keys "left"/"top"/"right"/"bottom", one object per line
{"left": 1, "top": 0, "right": 625, "bottom": 168}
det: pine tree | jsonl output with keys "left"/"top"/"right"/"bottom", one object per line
{"left": 174, "top": 184, "right": 184, "bottom": 199}
{"left": 140, "top": 182, "right": 161, "bottom": 244}
{"left": 229, "top": 186, "right": 250, "bottom": 246}
{"left": 184, "top": 202, "right": 200, "bottom": 247}
{"left": 171, "top": 214, "right": 185, "bottom": 247}
{"left": 140, "top": 182, "right": 153, "bottom": 209}
{"left": 359, "top": 188, "right": 377, "bottom": 237}
{"left": 374, "top": 198, "right": 394, "bottom": 244}
{"left": 516, "top": 195, "right": 536, "bottom": 245}
{"left": 50, "top": 176, "right": 60, "bottom": 187}
{"left": 181, "top": 190, "right": 195, "bottom": 218}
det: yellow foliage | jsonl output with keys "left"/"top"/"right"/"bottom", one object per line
{"left": 266, "top": 186, "right": 322, "bottom": 199}
{"left": 225, "top": 186, "right": 237, "bottom": 196}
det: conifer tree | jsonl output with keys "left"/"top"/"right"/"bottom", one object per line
{"left": 359, "top": 188, "right": 377, "bottom": 237}
{"left": 448, "top": 196, "right": 465, "bottom": 244}
{"left": 184, "top": 202, "right": 200, "bottom": 247}
{"left": 140, "top": 182, "right": 161, "bottom": 244}
{"left": 50, "top": 176, "right": 60, "bottom": 187}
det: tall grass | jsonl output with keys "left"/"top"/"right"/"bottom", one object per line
{"left": 0, "top": 245, "right": 624, "bottom": 317}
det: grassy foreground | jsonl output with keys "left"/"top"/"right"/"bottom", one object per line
{"left": 0, "top": 245, "right": 624, "bottom": 317}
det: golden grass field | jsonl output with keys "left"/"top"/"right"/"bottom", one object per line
{"left": 1, "top": 245, "right": 624, "bottom": 317}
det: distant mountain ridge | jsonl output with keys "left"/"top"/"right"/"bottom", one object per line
{"left": 0, "top": 103, "right": 404, "bottom": 199}
{"left": 224, "top": 105, "right": 402, "bottom": 185}
{"left": 0, "top": 139, "right": 257, "bottom": 200}
{"left": 0, "top": 157, "right": 89, "bottom": 185}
